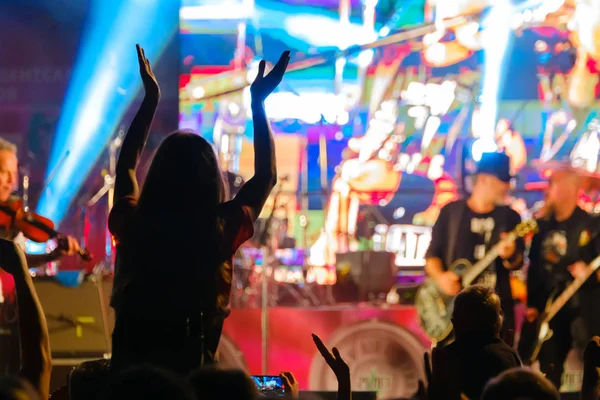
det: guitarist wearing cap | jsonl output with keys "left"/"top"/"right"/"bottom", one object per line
{"left": 520, "top": 168, "right": 600, "bottom": 389}
{"left": 419, "top": 152, "right": 526, "bottom": 344}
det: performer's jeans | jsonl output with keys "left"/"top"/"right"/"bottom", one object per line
{"left": 538, "top": 308, "right": 589, "bottom": 389}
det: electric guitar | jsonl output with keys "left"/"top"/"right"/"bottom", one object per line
{"left": 415, "top": 219, "right": 538, "bottom": 341}
{"left": 528, "top": 253, "right": 600, "bottom": 363}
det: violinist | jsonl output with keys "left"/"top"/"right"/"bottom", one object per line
{"left": 0, "top": 138, "right": 81, "bottom": 266}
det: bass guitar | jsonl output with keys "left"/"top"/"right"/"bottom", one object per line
{"left": 527, "top": 253, "right": 600, "bottom": 363}
{"left": 415, "top": 219, "right": 537, "bottom": 341}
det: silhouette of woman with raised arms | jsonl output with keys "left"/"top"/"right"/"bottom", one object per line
{"left": 108, "top": 44, "right": 290, "bottom": 375}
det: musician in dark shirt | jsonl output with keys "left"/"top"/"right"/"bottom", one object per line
{"left": 425, "top": 152, "right": 525, "bottom": 341}
{"left": 522, "top": 168, "right": 600, "bottom": 388}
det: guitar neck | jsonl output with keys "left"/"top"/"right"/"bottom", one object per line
{"left": 544, "top": 254, "right": 600, "bottom": 322}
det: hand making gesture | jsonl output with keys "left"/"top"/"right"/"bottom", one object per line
{"left": 250, "top": 51, "right": 290, "bottom": 103}
{"left": 136, "top": 44, "right": 160, "bottom": 99}
{"left": 312, "top": 333, "right": 351, "bottom": 400}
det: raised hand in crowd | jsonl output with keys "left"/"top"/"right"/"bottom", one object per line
{"left": 235, "top": 50, "right": 290, "bottom": 222}
{"left": 113, "top": 44, "right": 160, "bottom": 204}
{"left": 312, "top": 333, "right": 350, "bottom": 400}
{"left": 280, "top": 371, "right": 299, "bottom": 399}
{"left": 581, "top": 336, "right": 600, "bottom": 400}
{"left": 137, "top": 44, "right": 160, "bottom": 99}
{"left": 250, "top": 51, "right": 290, "bottom": 103}
{"left": 0, "top": 238, "right": 51, "bottom": 400}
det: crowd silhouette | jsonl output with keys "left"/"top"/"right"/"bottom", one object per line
{"left": 0, "top": 45, "right": 600, "bottom": 400}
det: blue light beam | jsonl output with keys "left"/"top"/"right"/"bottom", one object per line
{"left": 37, "top": 0, "right": 177, "bottom": 226}
{"left": 475, "top": 0, "right": 514, "bottom": 157}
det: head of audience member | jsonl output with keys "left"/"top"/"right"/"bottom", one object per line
{"left": 473, "top": 152, "right": 512, "bottom": 206}
{"left": 0, "top": 376, "right": 39, "bottom": 400}
{"left": 138, "top": 131, "right": 226, "bottom": 215}
{"left": 108, "top": 364, "right": 197, "bottom": 400}
{"left": 544, "top": 168, "right": 580, "bottom": 218}
{"left": 188, "top": 367, "right": 257, "bottom": 400}
{"left": 481, "top": 367, "right": 560, "bottom": 400}
{"left": 0, "top": 138, "right": 18, "bottom": 203}
{"left": 68, "top": 359, "right": 110, "bottom": 400}
{"left": 452, "top": 285, "right": 503, "bottom": 340}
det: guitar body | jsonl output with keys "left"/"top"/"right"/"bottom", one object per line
{"left": 415, "top": 219, "right": 538, "bottom": 341}
{"left": 415, "top": 259, "right": 472, "bottom": 341}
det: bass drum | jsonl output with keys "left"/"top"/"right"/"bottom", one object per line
{"left": 309, "top": 320, "right": 426, "bottom": 399}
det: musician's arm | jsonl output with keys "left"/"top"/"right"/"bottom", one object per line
{"left": 580, "top": 220, "right": 600, "bottom": 285}
{"left": 502, "top": 253, "right": 523, "bottom": 270}
{"left": 425, "top": 257, "right": 446, "bottom": 280}
{"left": 25, "top": 252, "right": 62, "bottom": 268}
{"left": 424, "top": 206, "right": 449, "bottom": 280}
{"left": 502, "top": 210, "right": 525, "bottom": 270}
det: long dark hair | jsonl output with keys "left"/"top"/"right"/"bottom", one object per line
{"left": 130, "top": 131, "right": 226, "bottom": 316}
{"left": 137, "top": 131, "right": 225, "bottom": 213}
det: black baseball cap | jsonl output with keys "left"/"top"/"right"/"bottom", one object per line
{"left": 476, "top": 152, "right": 513, "bottom": 183}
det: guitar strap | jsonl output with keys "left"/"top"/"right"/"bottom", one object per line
{"left": 445, "top": 200, "right": 468, "bottom": 269}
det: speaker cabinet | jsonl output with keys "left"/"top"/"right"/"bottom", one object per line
{"left": 34, "top": 276, "right": 110, "bottom": 358}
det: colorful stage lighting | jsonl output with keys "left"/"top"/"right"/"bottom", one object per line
{"left": 37, "top": 0, "right": 177, "bottom": 226}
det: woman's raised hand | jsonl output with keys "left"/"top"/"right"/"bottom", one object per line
{"left": 250, "top": 51, "right": 291, "bottom": 103}
{"left": 136, "top": 44, "right": 160, "bottom": 99}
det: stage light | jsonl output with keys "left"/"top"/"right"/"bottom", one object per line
{"left": 357, "top": 50, "right": 374, "bottom": 68}
{"left": 393, "top": 207, "right": 405, "bottom": 219}
{"left": 285, "top": 15, "right": 376, "bottom": 49}
{"left": 180, "top": 4, "right": 254, "bottom": 20}
{"left": 479, "top": 0, "right": 513, "bottom": 144}
{"left": 192, "top": 86, "right": 206, "bottom": 99}
{"left": 336, "top": 112, "right": 349, "bottom": 126}
{"left": 379, "top": 26, "right": 390, "bottom": 37}
{"left": 228, "top": 102, "right": 241, "bottom": 117}
{"left": 37, "top": 0, "right": 177, "bottom": 226}
{"left": 471, "top": 138, "right": 498, "bottom": 162}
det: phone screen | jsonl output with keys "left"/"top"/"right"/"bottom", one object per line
{"left": 251, "top": 375, "right": 284, "bottom": 396}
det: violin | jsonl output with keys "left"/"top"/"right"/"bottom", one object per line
{"left": 0, "top": 197, "right": 92, "bottom": 261}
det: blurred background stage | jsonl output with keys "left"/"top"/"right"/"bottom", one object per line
{"left": 1, "top": 0, "right": 600, "bottom": 398}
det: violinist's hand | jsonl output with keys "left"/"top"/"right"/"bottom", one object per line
{"left": 0, "top": 238, "right": 27, "bottom": 276}
{"left": 52, "top": 235, "right": 81, "bottom": 258}
{"left": 497, "top": 233, "right": 516, "bottom": 260}
{"left": 136, "top": 44, "right": 160, "bottom": 100}
{"left": 250, "top": 51, "right": 290, "bottom": 103}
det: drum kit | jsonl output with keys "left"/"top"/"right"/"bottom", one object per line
{"left": 231, "top": 217, "right": 321, "bottom": 308}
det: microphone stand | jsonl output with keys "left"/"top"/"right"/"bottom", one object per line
{"left": 86, "top": 128, "right": 124, "bottom": 275}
